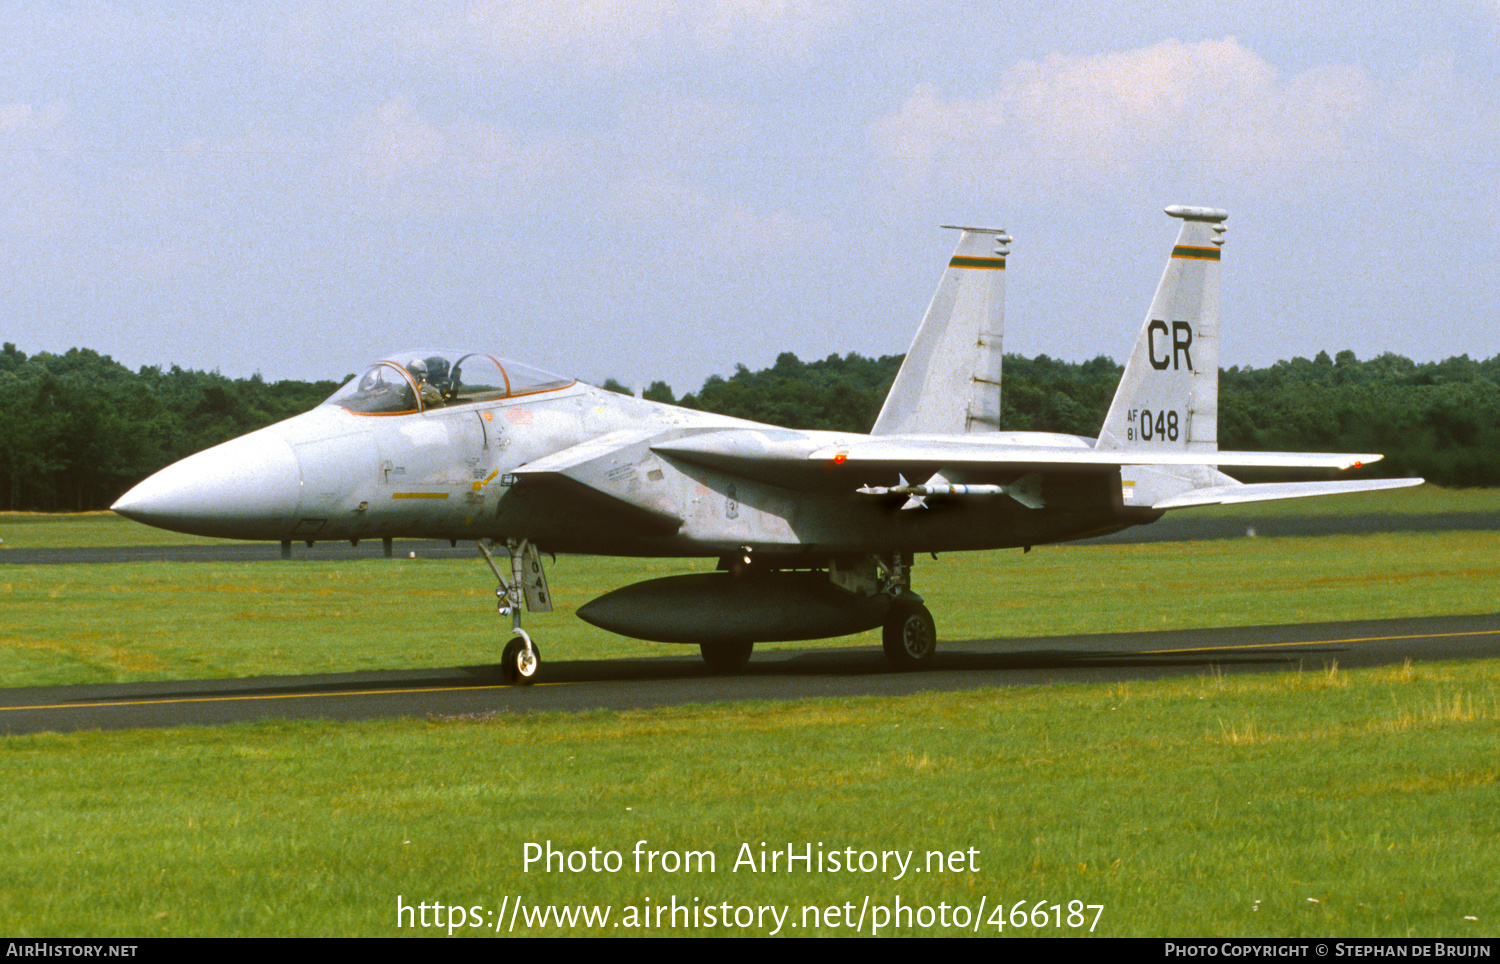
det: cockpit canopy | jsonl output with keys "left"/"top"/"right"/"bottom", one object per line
{"left": 324, "top": 351, "right": 574, "bottom": 415}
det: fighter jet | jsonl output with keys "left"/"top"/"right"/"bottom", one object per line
{"left": 112, "top": 206, "right": 1421, "bottom": 684}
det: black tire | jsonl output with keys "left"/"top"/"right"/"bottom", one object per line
{"left": 699, "top": 639, "right": 754, "bottom": 674}
{"left": 501, "top": 637, "right": 541, "bottom": 685}
{"left": 882, "top": 601, "right": 936, "bottom": 671}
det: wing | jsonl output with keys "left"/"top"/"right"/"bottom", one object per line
{"left": 652, "top": 427, "right": 1423, "bottom": 510}
{"left": 501, "top": 428, "right": 685, "bottom": 539}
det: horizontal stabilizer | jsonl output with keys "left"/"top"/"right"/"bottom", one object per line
{"left": 1151, "top": 477, "right": 1423, "bottom": 510}
{"left": 808, "top": 437, "right": 1387, "bottom": 472}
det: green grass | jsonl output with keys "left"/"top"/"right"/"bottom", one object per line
{"left": 0, "top": 555, "right": 720, "bottom": 686}
{"left": 2, "top": 663, "right": 1495, "bottom": 937}
{"left": 2, "top": 532, "right": 1496, "bottom": 687}
{"left": 0, "top": 512, "right": 231, "bottom": 550}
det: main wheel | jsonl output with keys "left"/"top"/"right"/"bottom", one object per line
{"left": 501, "top": 637, "right": 541, "bottom": 685}
{"left": 699, "top": 639, "right": 754, "bottom": 674}
{"left": 883, "top": 601, "right": 937, "bottom": 671}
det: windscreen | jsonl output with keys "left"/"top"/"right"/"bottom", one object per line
{"left": 323, "top": 352, "right": 574, "bottom": 414}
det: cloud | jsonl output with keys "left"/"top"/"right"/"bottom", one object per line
{"left": 0, "top": 102, "right": 38, "bottom": 134}
{"left": 871, "top": 38, "right": 1388, "bottom": 199}
{"left": 393, "top": 0, "right": 849, "bottom": 76}
{"left": 1471, "top": 0, "right": 1500, "bottom": 25}
{"left": 342, "top": 95, "right": 589, "bottom": 215}
{"left": 0, "top": 101, "right": 68, "bottom": 138}
{"left": 353, "top": 96, "right": 450, "bottom": 186}
{"left": 337, "top": 90, "right": 785, "bottom": 221}
{"left": 688, "top": 0, "right": 850, "bottom": 55}
{"left": 448, "top": 0, "right": 674, "bottom": 69}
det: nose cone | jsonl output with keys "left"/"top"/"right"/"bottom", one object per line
{"left": 112, "top": 430, "right": 303, "bottom": 539}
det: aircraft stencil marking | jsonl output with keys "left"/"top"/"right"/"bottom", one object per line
{"left": 114, "top": 206, "right": 1421, "bottom": 683}
{"left": 1147, "top": 320, "right": 1193, "bottom": 370}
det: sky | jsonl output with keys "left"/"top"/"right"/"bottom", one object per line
{"left": 3, "top": 1, "right": 1497, "bottom": 392}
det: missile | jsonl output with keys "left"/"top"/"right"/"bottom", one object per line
{"left": 857, "top": 472, "right": 1044, "bottom": 510}
{"left": 858, "top": 480, "right": 1007, "bottom": 497}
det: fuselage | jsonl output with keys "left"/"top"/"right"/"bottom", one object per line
{"left": 113, "top": 371, "right": 1158, "bottom": 558}
{"left": 114, "top": 379, "right": 717, "bottom": 543}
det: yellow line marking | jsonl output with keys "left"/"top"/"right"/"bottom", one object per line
{"left": 1, "top": 681, "right": 567, "bottom": 714}
{"left": 6, "top": 628, "right": 1494, "bottom": 715}
{"left": 392, "top": 492, "right": 449, "bottom": 500}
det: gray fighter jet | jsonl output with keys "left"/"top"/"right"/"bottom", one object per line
{"left": 113, "top": 206, "right": 1421, "bottom": 683}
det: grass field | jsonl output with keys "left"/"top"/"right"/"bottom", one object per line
{"left": 1, "top": 509, "right": 1497, "bottom": 937}
{"left": 3, "top": 663, "right": 1496, "bottom": 937}
{"left": 0, "top": 512, "right": 230, "bottom": 550}
{"left": 2, "top": 531, "right": 1497, "bottom": 688}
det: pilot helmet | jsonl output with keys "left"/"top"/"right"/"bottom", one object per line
{"left": 405, "top": 357, "right": 429, "bottom": 382}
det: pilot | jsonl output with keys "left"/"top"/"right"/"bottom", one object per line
{"left": 406, "top": 358, "right": 444, "bottom": 409}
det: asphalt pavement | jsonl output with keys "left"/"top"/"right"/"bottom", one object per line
{"left": 3, "top": 613, "right": 1496, "bottom": 735}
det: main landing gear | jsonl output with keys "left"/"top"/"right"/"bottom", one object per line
{"left": 875, "top": 551, "right": 937, "bottom": 672}
{"left": 699, "top": 639, "right": 754, "bottom": 674}
{"left": 479, "top": 539, "right": 552, "bottom": 685}
{"left": 883, "top": 598, "right": 937, "bottom": 671}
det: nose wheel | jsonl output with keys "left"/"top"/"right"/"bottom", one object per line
{"left": 502, "top": 633, "right": 541, "bottom": 685}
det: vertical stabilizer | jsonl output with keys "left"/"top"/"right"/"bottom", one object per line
{"left": 872, "top": 225, "right": 1010, "bottom": 436}
{"left": 1096, "top": 206, "right": 1226, "bottom": 455}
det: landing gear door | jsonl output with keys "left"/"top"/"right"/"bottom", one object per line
{"left": 518, "top": 542, "right": 553, "bottom": 613}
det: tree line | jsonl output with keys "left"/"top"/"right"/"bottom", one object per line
{"left": 0, "top": 344, "right": 340, "bottom": 512}
{"left": 3, "top": 342, "right": 1496, "bottom": 512}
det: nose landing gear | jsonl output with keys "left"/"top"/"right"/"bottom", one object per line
{"left": 501, "top": 632, "right": 541, "bottom": 684}
{"left": 479, "top": 539, "right": 551, "bottom": 686}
